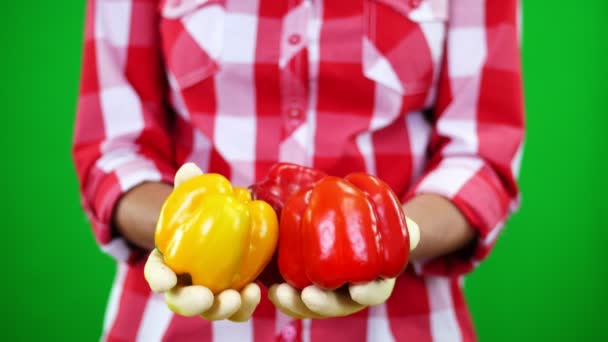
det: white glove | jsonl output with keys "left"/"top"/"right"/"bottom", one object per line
{"left": 143, "top": 163, "right": 262, "bottom": 322}
{"left": 268, "top": 218, "right": 420, "bottom": 319}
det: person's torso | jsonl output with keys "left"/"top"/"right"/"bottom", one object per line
{"left": 101, "top": 1, "right": 477, "bottom": 341}
{"left": 161, "top": 0, "right": 448, "bottom": 195}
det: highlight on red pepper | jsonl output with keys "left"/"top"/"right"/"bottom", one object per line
{"left": 278, "top": 172, "right": 410, "bottom": 290}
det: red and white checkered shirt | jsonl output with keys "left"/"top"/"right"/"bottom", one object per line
{"left": 73, "top": 0, "right": 525, "bottom": 340}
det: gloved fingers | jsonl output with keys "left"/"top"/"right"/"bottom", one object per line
{"left": 200, "top": 289, "right": 241, "bottom": 321}
{"left": 268, "top": 283, "right": 323, "bottom": 319}
{"left": 406, "top": 217, "right": 420, "bottom": 252}
{"left": 348, "top": 278, "right": 396, "bottom": 306}
{"left": 144, "top": 249, "right": 177, "bottom": 293}
{"left": 301, "top": 285, "right": 365, "bottom": 317}
{"left": 165, "top": 285, "right": 214, "bottom": 317}
{"left": 229, "top": 284, "right": 261, "bottom": 322}
{"left": 267, "top": 284, "right": 305, "bottom": 319}
{"left": 174, "top": 162, "right": 203, "bottom": 187}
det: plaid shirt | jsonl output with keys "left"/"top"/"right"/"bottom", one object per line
{"left": 72, "top": 0, "right": 525, "bottom": 340}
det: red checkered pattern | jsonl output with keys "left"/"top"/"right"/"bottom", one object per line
{"left": 72, "top": 0, "right": 524, "bottom": 340}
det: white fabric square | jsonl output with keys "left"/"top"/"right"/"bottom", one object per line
{"left": 136, "top": 295, "right": 173, "bottom": 342}
{"left": 95, "top": 0, "right": 132, "bottom": 47}
{"left": 448, "top": 27, "right": 486, "bottom": 78}
{"left": 280, "top": 125, "right": 309, "bottom": 166}
{"left": 214, "top": 65, "right": 256, "bottom": 118}
{"left": 419, "top": 21, "right": 447, "bottom": 66}
{"left": 184, "top": 5, "right": 225, "bottom": 60}
{"left": 437, "top": 117, "right": 478, "bottom": 155}
{"left": 212, "top": 320, "right": 253, "bottom": 342}
{"left": 214, "top": 115, "right": 256, "bottom": 160}
{"left": 306, "top": 2, "right": 322, "bottom": 66}
{"left": 99, "top": 86, "right": 144, "bottom": 139}
{"left": 302, "top": 319, "right": 312, "bottom": 342}
{"left": 356, "top": 132, "right": 376, "bottom": 175}
{"left": 96, "top": 147, "right": 139, "bottom": 172}
{"left": 417, "top": 157, "right": 483, "bottom": 198}
{"left": 426, "top": 277, "right": 462, "bottom": 342}
{"left": 115, "top": 159, "right": 162, "bottom": 191}
{"left": 221, "top": 13, "right": 257, "bottom": 63}
{"left": 370, "top": 83, "right": 403, "bottom": 131}
{"left": 366, "top": 305, "right": 395, "bottom": 342}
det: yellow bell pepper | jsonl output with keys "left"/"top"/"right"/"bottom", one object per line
{"left": 155, "top": 173, "right": 278, "bottom": 294}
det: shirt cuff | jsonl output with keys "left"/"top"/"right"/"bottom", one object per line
{"left": 403, "top": 157, "right": 518, "bottom": 277}
{"left": 82, "top": 158, "right": 175, "bottom": 262}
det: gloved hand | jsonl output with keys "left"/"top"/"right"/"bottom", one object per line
{"left": 268, "top": 219, "right": 419, "bottom": 318}
{"left": 252, "top": 163, "right": 421, "bottom": 318}
{"left": 144, "top": 163, "right": 278, "bottom": 321}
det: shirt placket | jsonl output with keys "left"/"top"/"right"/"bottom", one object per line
{"left": 279, "top": 0, "right": 312, "bottom": 139}
{"left": 277, "top": 5, "right": 314, "bottom": 340}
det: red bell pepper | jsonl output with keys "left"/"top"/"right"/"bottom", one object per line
{"left": 250, "top": 163, "right": 327, "bottom": 285}
{"left": 280, "top": 173, "right": 410, "bottom": 290}
{"left": 252, "top": 163, "right": 410, "bottom": 290}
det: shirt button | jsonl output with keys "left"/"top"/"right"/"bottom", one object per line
{"left": 281, "top": 325, "right": 297, "bottom": 341}
{"left": 287, "top": 107, "right": 303, "bottom": 119}
{"left": 288, "top": 34, "right": 302, "bottom": 45}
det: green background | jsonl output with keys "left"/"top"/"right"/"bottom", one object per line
{"left": 1, "top": 1, "right": 607, "bottom": 341}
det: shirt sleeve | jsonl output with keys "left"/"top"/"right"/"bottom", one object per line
{"left": 72, "top": 0, "right": 176, "bottom": 262}
{"left": 403, "top": 0, "right": 525, "bottom": 277}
